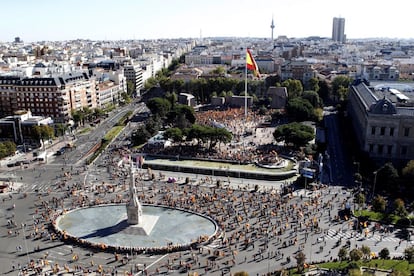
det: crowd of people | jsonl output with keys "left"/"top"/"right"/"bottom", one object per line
{"left": 9, "top": 151, "right": 351, "bottom": 275}
{"left": 140, "top": 108, "right": 283, "bottom": 165}
{"left": 4, "top": 107, "right": 407, "bottom": 276}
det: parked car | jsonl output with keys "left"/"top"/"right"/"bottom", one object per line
{"left": 56, "top": 147, "right": 66, "bottom": 155}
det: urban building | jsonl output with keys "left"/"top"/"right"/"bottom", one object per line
{"left": 280, "top": 60, "right": 316, "bottom": 84}
{"left": 0, "top": 72, "right": 97, "bottom": 123}
{"left": 124, "top": 64, "right": 143, "bottom": 97}
{"left": 332, "top": 17, "right": 346, "bottom": 43}
{"left": 347, "top": 79, "right": 414, "bottom": 167}
{"left": 0, "top": 110, "right": 53, "bottom": 145}
{"left": 267, "top": 86, "right": 287, "bottom": 109}
{"left": 363, "top": 64, "right": 399, "bottom": 81}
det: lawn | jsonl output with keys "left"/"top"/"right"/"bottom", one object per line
{"left": 78, "top": 127, "right": 91, "bottom": 134}
{"left": 103, "top": 126, "right": 124, "bottom": 141}
{"left": 317, "top": 259, "right": 414, "bottom": 274}
{"left": 353, "top": 210, "right": 406, "bottom": 224}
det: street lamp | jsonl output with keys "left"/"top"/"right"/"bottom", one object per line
{"left": 372, "top": 165, "right": 387, "bottom": 200}
{"left": 372, "top": 170, "right": 378, "bottom": 200}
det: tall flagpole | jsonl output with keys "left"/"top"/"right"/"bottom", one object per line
{"left": 244, "top": 50, "right": 248, "bottom": 120}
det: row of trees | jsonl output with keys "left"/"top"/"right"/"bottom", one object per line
{"left": 163, "top": 125, "right": 232, "bottom": 150}
{"left": 131, "top": 97, "right": 233, "bottom": 149}
{"left": 71, "top": 106, "right": 110, "bottom": 126}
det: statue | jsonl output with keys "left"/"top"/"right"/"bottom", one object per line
{"left": 126, "top": 158, "right": 143, "bottom": 225}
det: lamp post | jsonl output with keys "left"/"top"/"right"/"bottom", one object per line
{"left": 372, "top": 170, "right": 378, "bottom": 200}
{"left": 372, "top": 164, "right": 387, "bottom": 199}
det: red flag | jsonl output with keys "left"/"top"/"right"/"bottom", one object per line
{"left": 246, "top": 48, "right": 260, "bottom": 78}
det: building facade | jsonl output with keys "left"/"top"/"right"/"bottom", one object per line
{"left": 332, "top": 17, "right": 346, "bottom": 44}
{"left": 0, "top": 110, "right": 53, "bottom": 145}
{"left": 347, "top": 80, "right": 414, "bottom": 167}
{"left": 0, "top": 73, "right": 97, "bottom": 123}
{"left": 280, "top": 60, "right": 316, "bottom": 84}
{"left": 124, "top": 64, "right": 143, "bottom": 97}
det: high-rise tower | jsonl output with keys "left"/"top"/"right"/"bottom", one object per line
{"left": 270, "top": 16, "right": 275, "bottom": 42}
{"left": 332, "top": 17, "right": 346, "bottom": 43}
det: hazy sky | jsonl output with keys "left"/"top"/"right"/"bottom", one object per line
{"left": 2, "top": 0, "right": 413, "bottom": 42}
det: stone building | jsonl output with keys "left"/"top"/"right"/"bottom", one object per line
{"left": 347, "top": 79, "right": 414, "bottom": 167}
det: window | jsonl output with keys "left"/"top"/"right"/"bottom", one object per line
{"left": 371, "top": 126, "right": 376, "bottom": 135}
{"left": 380, "top": 127, "right": 385, "bottom": 136}
{"left": 390, "top": 127, "right": 394, "bottom": 137}
{"left": 387, "top": 145, "right": 392, "bottom": 155}
{"left": 369, "top": 144, "right": 374, "bottom": 153}
{"left": 378, "top": 145, "right": 384, "bottom": 154}
{"left": 401, "top": 145, "right": 408, "bottom": 155}
{"left": 404, "top": 127, "right": 410, "bottom": 137}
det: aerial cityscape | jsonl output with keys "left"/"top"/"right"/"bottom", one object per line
{"left": 0, "top": 2, "right": 414, "bottom": 276}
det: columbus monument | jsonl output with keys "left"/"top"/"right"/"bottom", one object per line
{"left": 126, "top": 160, "right": 143, "bottom": 224}
{"left": 124, "top": 159, "right": 158, "bottom": 235}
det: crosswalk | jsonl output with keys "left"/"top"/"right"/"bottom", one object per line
{"left": 324, "top": 228, "right": 400, "bottom": 243}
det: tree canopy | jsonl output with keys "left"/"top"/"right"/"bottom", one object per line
{"left": 273, "top": 122, "right": 315, "bottom": 148}
{"left": 146, "top": 97, "right": 172, "bottom": 118}
{"left": 0, "top": 141, "right": 17, "bottom": 159}
{"left": 282, "top": 79, "right": 303, "bottom": 99}
{"left": 286, "top": 98, "right": 315, "bottom": 122}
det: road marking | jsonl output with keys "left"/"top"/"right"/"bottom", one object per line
{"left": 134, "top": 253, "right": 168, "bottom": 275}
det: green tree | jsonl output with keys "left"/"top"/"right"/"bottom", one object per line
{"left": 0, "top": 141, "right": 17, "bottom": 158}
{"left": 302, "top": 90, "right": 322, "bottom": 108}
{"left": 318, "top": 79, "right": 331, "bottom": 101}
{"left": 126, "top": 80, "right": 135, "bottom": 95}
{"left": 163, "top": 127, "right": 183, "bottom": 144}
{"left": 166, "top": 104, "right": 196, "bottom": 129}
{"left": 295, "top": 251, "right": 306, "bottom": 274}
{"left": 404, "top": 246, "right": 414, "bottom": 263}
{"left": 54, "top": 123, "right": 67, "bottom": 136}
{"left": 131, "top": 125, "right": 151, "bottom": 146}
{"left": 349, "top": 248, "right": 363, "bottom": 262}
{"left": 282, "top": 79, "right": 303, "bottom": 99}
{"left": 354, "top": 193, "right": 366, "bottom": 210}
{"left": 372, "top": 195, "right": 387, "bottom": 213}
{"left": 144, "top": 76, "right": 158, "bottom": 90}
{"left": 121, "top": 92, "right": 132, "bottom": 104}
{"left": 286, "top": 98, "right": 315, "bottom": 121}
{"left": 308, "top": 77, "right": 320, "bottom": 92}
{"left": 71, "top": 110, "right": 84, "bottom": 126}
{"left": 332, "top": 75, "right": 351, "bottom": 101}
{"left": 207, "top": 127, "right": 232, "bottom": 150}
{"left": 273, "top": 122, "right": 315, "bottom": 148}
{"left": 210, "top": 66, "right": 226, "bottom": 76}
{"left": 394, "top": 198, "right": 408, "bottom": 217}
{"left": 376, "top": 163, "right": 399, "bottom": 192}
{"left": 145, "top": 115, "right": 162, "bottom": 136}
{"left": 402, "top": 160, "right": 414, "bottom": 179}
{"left": 146, "top": 97, "right": 172, "bottom": 118}
{"left": 33, "top": 125, "right": 54, "bottom": 141}
{"left": 379, "top": 248, "right": 390, "bottom": 264}
{"left": 338, "top": 246, "right": 348, "bottom": 261}
{"left": 361, "top": 245, "right": 371, "bottom": 260}
{"left": 165, "top": 91, "right": 178, "bottom": 106}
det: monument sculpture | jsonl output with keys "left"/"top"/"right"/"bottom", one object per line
{"left": 126, "top": 161, "right": 143, "bottom": 225}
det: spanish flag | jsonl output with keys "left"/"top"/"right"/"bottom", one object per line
{"left": 246, "top": 48, "right": 260, "bottom": 78}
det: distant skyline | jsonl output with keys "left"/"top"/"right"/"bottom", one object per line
{"left": 2, "top": 0, "right": 414, "bottom": 42}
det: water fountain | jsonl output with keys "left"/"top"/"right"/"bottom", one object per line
{"left": 53, "top": 161, "right": 218, "bottom": 253}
